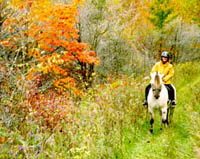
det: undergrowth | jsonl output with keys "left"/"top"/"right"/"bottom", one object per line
{"left": 0, "top": 62, "right": 200, "bottom": 158}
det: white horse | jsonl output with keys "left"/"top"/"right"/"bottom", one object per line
{"left": 147, "top": 72, "right": 169, "bottom": 133}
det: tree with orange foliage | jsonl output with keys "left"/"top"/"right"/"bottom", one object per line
{"left": 1, "top": 0, "right": 99, "bottom": 94}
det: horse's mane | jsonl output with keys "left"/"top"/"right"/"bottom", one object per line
{"left": 155, "top": 72, "right": 160, "bottom": 86}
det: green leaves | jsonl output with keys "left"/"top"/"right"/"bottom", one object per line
{"left": 91, "top": 0, "right": 106, "bottom": 10}
{"left": 149, "top": 0, "right": 175, "bottom": 29}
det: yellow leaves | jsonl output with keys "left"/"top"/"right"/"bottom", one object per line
{"left": 9, "top": 0, "right": 33, "bottom": 10}
{"left": 36, "top": 62, "right": 49, "bottom": 74}
{"left": 192, "top": 43, "right": 200, "bottom": 49}
{"left": 72, "top": 0, "right": 85, "bottom": 7}
{"left": 42, "top": 66, "right": 49, "bottom": 74}
{"left": 107, "top": 0, "right": 120, "bottom": 5}
{"left": 28, "top": 48, "right": 40, "bottom": 58}
{"left": 34, "top": 53, "right": 69, "bottom": 76}
{"left": 52, "top": 54, "right": 64, "bottom": 65}
{"left": 113, "top": 0, "right": 155, "bottom": 41}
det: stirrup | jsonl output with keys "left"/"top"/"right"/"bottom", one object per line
{"left": 171, "top": 100, "right": 176, "bottom": 107}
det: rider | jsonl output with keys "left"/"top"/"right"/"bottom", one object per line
{"left": 143, "top": 51, "right": 176, "bottom": 107}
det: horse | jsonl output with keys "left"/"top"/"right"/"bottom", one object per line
{"left": 147, "top": 72, "right": 170, "bottom": 133}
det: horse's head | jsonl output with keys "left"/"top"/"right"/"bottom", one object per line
{"left": 150, "top": 72, "right": 164, "bottom": 99}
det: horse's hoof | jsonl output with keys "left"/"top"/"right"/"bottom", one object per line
{"left": 160, "top": 128, "right": 163, "bottom": 130}
{"left": 150, "top": 129, "right": 153, "bottom": 133}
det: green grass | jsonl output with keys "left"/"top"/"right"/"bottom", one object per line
{"left": 0, "top": 62, "right": 200, "bottom": 158}
{"left": 123, "top": 62, "right": 200, "bottom": 159}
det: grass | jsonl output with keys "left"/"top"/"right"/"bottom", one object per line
{"left": 0, "top": 62, "right": 200, "bottom": 158}
{"left": 123, "top": 62, "right": 200, "bottom": 159}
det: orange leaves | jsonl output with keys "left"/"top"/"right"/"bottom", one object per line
{"left": 7, "top": 0, "right": 81, "bottom": 52}
{"left": 54, "top": 77, "right": 77, "bottom": 90}
{"left": 0, "top": 40, "right": 17, "bottom": 50}
{"left": 26, "top": 0, "right": 80, "bottom": 52}
{"left": 36, "top": 53, "right": 67, "bottom": 76}
{"left": 0, "top": 136, "right": 6, "bottom": 144}
{"left": 4, "top": 0, "right": 99, "bottom": 93}
{"left": 0, "top": 40, "right": 11, "bottom": 47}
{"left": 64, "top": 40, "right": 99, "bottom": 64}
{"left": 2, "top": 18, "right": 16, "bottom": 28}
{"left": 78, "top": 50, "right": 99, "bottom": 64}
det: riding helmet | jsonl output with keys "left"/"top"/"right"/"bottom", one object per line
{"left": 161, "top": 51, "right": 169, "bottom": 58}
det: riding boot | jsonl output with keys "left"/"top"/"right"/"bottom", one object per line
{"left": 165, "top": 84, "right": 176, "bottom": 107}
{"left": 171, "top": 100, "right": 176, "bottom": 107}
{"left": 143, "top": 100, "right": 148, "bottom": 106}
{"left": 169, "top": 84, "right": 176, "bottom": 107}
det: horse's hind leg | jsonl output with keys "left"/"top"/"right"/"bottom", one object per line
{"left": 166, "top": 108, "right": 169, "bottom": 124}
{"left": 169, "top": 106, "right": 175, "bottom": 124}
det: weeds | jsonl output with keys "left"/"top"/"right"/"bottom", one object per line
{"left": 0, "top": 62, "right": 200, "bottom": 158}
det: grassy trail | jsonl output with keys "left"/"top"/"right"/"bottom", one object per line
{"left": 1, "top": 63, "right": 199, "bottom": 159}
{"left": 123, "top": 68, "right": 200, "bottom": 159}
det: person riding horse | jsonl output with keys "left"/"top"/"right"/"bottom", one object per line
{"left": 143, "top": 51, "right": 176, "bottom": 107}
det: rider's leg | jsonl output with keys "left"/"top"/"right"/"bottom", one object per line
{"left": 167, "top": 84, "right": 176, "bottom": 106}
{"left": 170, "top": 84, "right": 176, "bottom": 107}
{"left": 143, "top": 83, "right": 151, "bottom": 106}
{"left": 164, "top": 84, "right": 171, "bottom": 100}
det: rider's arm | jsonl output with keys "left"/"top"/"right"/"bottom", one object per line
{"left": 163, "top": 65, "right": 174, "bottom": 82}
{"left": 151, "top": 63, "right": 159, "bottom": 73}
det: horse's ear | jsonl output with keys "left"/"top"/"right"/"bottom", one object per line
{"left": 150, "top": 73, "right": 154, "bottom": 84}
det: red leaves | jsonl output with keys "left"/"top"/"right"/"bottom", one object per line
{"left": 21, "top": 74, "right": 78, "bottom": 129}
{"left": 27, "top": 90, "right": 72, "bottom": 129}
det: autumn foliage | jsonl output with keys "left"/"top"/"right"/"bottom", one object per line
{"left": 1, "top": 0, "right": 99, "bottom": 94}
{"left": 21, "top": 74, "right": 77, "bottom": 129}
{"left": 0, "top": 0, "right": 99, "bottom": 129}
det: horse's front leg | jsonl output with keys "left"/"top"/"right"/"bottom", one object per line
{"left": 149, "top": 108, "right": 154, "bottom": 133}
{"left": 161, "top": 107, "right": 168, "bottom": 129}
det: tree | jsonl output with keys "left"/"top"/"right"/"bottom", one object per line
{"left": 1, "top": 0, "right": 99, "bottom": 93}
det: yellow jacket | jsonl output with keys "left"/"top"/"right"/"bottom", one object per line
{"left": 151, "top": 61, "right": 174, "bottom": 84}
